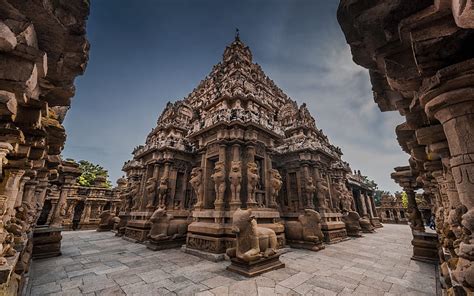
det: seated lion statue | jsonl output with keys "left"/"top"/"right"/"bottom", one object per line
{"left": 98, "top": 210, "right": 115, "bottom": 230}
{"left": 226, "top": 208, "right": 278, "bottom": 262}
{"left": 147, "top": 208, "right": 190, "bottom": 241}
{"left": 285, "top": 209, "right": 324, "bottom": 245}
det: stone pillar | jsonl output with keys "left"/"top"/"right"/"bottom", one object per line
{"left": 0, "top": 142, "right": 13, "bottom": 179}
{"left": 2, "top": 169, "right": 25, "bottom": 220}
{"left": 359, "top": 192, "right": 368, "bottom": 218}
{"left": 407, "top": 189, "right": 425, "bottom": 232}
{"left": 15, "top": 176, "right": 30, "bottom": 208}
{"left": 365, "top": 194, "right": 374, "bottom": 218}
{"left": 83, "top": 202, "right": 92, "bottom": 223}
{"left": 22, "top": 180, "right": 37, "bottom": 205}
{"left": 50, "top": 176, "right": 76, "bottom": 227}
{"left": 424, "top": 86, "right": 474, "bottom": 288}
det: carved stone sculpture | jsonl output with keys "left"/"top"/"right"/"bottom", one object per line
{"left": 146, "top": 208, "right": 190, "bottom": 250}
{"left": 211, "top": 161, "right": 226, "bottom": 204}
{"left": 247, "top": 162, "right": 259, "bottom": 205}
{"left": 269, "top": 169, "right": 282, "bottom": 208}
{"left": 305, "top": 177, "right": 316, "bottom": 209}
{"left": 130, "top": 183, "right": 140, "bottom": 211}
{"left": 342, "top": 211, "right": 362, "bottom": 237}
{"left": 315, "top": 177, "right": 329, "bottom": 211}
{"left": 408, "top": 207, "right": 425, "bottom": 232}
{"left": 229, "top": 161, "right": 242, "bottom": 202}
{"left": 157, "top": 178, "right": 168, "bottom": 208}
{"left": 145, "top": 177, "right": 157, "bottom": 209}
{"left": 226, "top": 208, "right": 284, "bottom": 276}
{"left": 189, "top": 167, "right": 203, "bottom": 209}
{"left": 97, "top": 210, "right": 116, "bottom": 232}
{"left": 285, "top": 209, "right": 324, "bottom": 251}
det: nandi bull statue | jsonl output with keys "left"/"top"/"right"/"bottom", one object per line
{"left": 146, "top": 207, "right": 191, "bottom": 250}
{"left": 285, "top": 209, "right": 325, "bottom": 251}
{"left": 226, "top": 208, "right": 284, "bottom": 277}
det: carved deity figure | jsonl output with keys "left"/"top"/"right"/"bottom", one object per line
{"left": 315, "top": 177, "right": 329, "bottom": 211}
{"left": 247, "top": 162, "right": 259, "bottom": 205}
{"left": 157, "top": 177, "right": 168, "bottom": 208}
{"left": 331, "top": 183, "right": 344, "bottom": 212}
{"left": 129, "top": 183, "right": 140, "bottom": 211}
{"left": 229, "top": 161, "right": 242, "bottom": 202}
{"left": 145, "top": 177, "right": 157, "bottom": 209}
{"left": 305, "top": 176, "right": 316, "bottom": 209}
{"left": 285, "top": 209, "right": 324, "bottom": 250}
{"left": 341, "top": 184, "right": 355, "bottom": 212}
{"left": 211, "top": 161, "right": 226, "bottom": 204}
{"left": 147, "top": 208, "right": 189, "bottom": 241}
{"left": 226, "top": 208, "right": 278, "bottom": 262}
{"left": 189, "top": 167, "right": 203, "bottom": 208}
{"left": 0, "top": 196, "right": 15, "bottom": 265}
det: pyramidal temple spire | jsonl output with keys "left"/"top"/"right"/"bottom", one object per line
{"left": 223, "top": 29, "right": 252, "bottom": 63}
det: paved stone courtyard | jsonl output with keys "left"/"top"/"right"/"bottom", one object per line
{"left": 27, "top": 224, "right": 437, "bottom": 296}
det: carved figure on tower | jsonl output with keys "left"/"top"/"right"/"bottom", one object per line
{"left": 229, "top": 161, "right": 242, "bottom": 203}
{"left": 211, "top": 161, "right": 226, "bottom": 204}
{"left": 189, "top": 167, "right": 203, "bottom": 209}
{"left": 157, "top": 177, "right": 168, "bottom": 208}
{"left": 145, "top": 177, "right": 157, "bottom": 209}
{"left": 247, "top": 162, "right": 259, "bottom": 205}
{"left": 305, "top": 176, "right": 316, "bottom": 209}
{"left": 269, "top": 169, "right": 282, "bottom": 208}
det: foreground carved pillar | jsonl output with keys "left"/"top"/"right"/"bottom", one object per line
{"left": 423, "top": 80, "right": 474, "bottom": 289}
{"left": 49, "top": 176, "right": 75, "bottom": 228}
{"left": 2, "top": 169, "right": 25, "bottom": 220}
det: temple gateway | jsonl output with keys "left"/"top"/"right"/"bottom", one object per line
{"left": 118, "top": 35, "right": 381, "bottom": 258}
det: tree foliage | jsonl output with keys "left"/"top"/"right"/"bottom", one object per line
{"left": 401, "top": 191, "right": 408, "bottom": 208}
{"left": 74, "top": 160, "right": 112, "bottom": 188}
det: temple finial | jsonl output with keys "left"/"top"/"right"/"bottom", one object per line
{"left": 235, "top": 28, "right": 240, "bottom": 41}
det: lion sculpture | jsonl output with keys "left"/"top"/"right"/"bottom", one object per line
{"left": 285, "top": 209, "right": 324, "bottom": 250}
{"left": 147, "top": 208, "right": 189, "bottom": 241}
{"left": 97, "top": 210, "right": 116, "bottom": 231}
{"left": 211, "top": 161, "right": 226, "bottom": 203}
{"left": 189, "top": 167, "right": 203, "bottom": 208}
{"left": 269, "top": 169, "right": 282, "bottom": 208}
{"left": 157, "top": 178, "right": 168, "bottom": 208}
{"left": 145, "top": 177, "right": 157, "bottom": 208}
{"left": 229, "top": 161, "right": 242, "bottom": 202}
{"left": 305, "top": 177, "right": 316, "bottom": 209}
{"left": 342, "top": 211, "right": 362, "bottom": 237}
{"left": 226, "top": 208, "right": 278, "bottom": 262}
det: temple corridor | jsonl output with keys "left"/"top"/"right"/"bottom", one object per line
{"left": 27, "top": 224, "right": 437, "bottom": 296}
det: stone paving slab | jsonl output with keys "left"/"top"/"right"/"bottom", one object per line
{"left": 27, "top": 224, "right": 437, "bottom": 295}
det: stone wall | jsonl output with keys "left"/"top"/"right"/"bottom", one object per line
{"left": 338, "top": 1, "right": 474, "bottom": 293}
{"left": 0, "top": 0, "right": 89, "bottom": 294}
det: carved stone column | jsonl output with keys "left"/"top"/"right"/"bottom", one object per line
{"left": 50, "top": 175, "right": 76, "bottom": 228}
{"left": 15, "top": 176, "right": 30, "bottom": 208}
{"left": 0, "top": 142, "right": 13, "bottom": 179}
{"left": 2, "top": 169, "right": 25, "bottom": 220}
{"left": 229, "top": 144, "right": 242, "bottom": 210}
{"left": 213, "top": 144, "right": 227, "bottom": 210}
{"left": 83, "top": 202, "right": 92, "bottom": 223}
{"left": 424, "top": 83, "right": 474, "bottom": 288}
{"left": 359, "top": 192, "right": 368, "bottom": 218}
{"left": 246, "top": 145, "right": 257, "bottom": 208}
{"left": 406, "top": 189, "right": 425, "bottom": 232}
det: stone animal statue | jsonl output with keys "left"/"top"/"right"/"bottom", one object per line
{"left": 129, "top": 183, "right": 140, "bottom": 211}
{"left": 342, "top": 211, "right": 362, "bottom": 235}
{"left": 269, "top": 169, "right": 282, "bottom": 208}
{"left": 189, "top": 167, "right": 203, "bottom": 208}
{"left": 145, "top": 177, "right": 157, "bottom": 208}
{"left": 157, "top": 178, "right": 168, "bottom": 208}
{"left": 315, "top": 177, "right": 329, "bottom": 211}
{"left": 229, "top": 161, "right": 242, "bottom": 202}
{"left": 147, "top": 208, "right": 189, "bottom": 241}
{"left": 226, "top": 208, "right": 278, "bottom": 262}
{"left": 285, "top": 209, "right": 324, "bottom": 246}
{"left": 211, "top": 161, "right": 226, "bottom": 203}
{"left": 98, "top": 210, "right": 115, "bottom": 230}
{"left": 247, "top": 162, "right": 259, "bottom": 204}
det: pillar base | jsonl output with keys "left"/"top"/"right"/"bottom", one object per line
{"left": 411, "top": 231, "right": 439, "bottom": 264}
{"left": 320, "top": 212, "right": 348, "bottom": 244}
{"left": 32, "top": 226, "right": 63, "bottom": 259}
{"left": 226, "top": 253, "right": 285, "bottom": 277}
{"left": 146, "top": 238, "right": 186, "bottom": 251}
{"left": 287, "top": 240, "right": 325, "bottom": 251}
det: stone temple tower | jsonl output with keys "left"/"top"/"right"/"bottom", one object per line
{"left": 120, "top": 35, "right": 364, "bottom": 258}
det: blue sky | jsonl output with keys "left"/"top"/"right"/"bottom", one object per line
{"left": 63, "top": 0, "right": 408, "bottom": 193}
